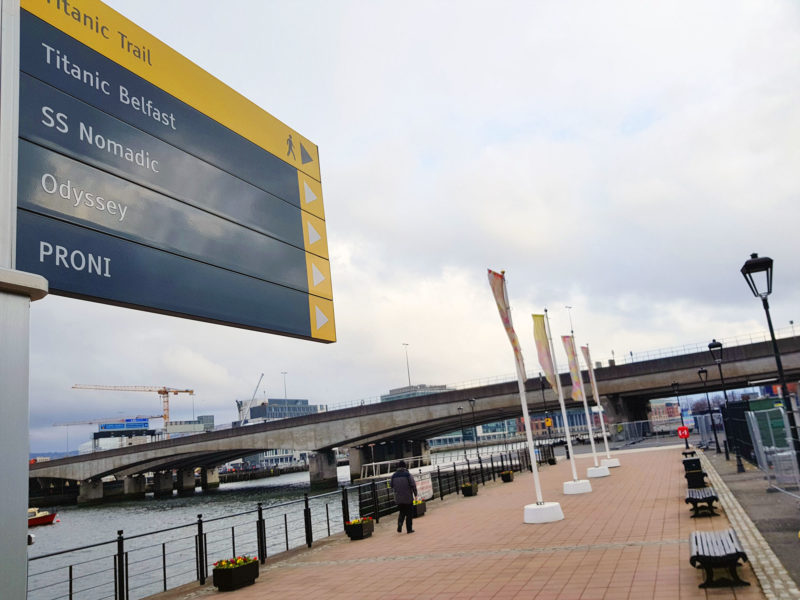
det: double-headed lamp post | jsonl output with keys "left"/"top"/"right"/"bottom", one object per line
{"left": 468, "top": 398, "right": 480, "bottom": 456}
{"left": 710, "top": 339, "right": 746, "bottom": 472}
{"left": 697, "top": 368, "right": 721, "bottom": 453}
{"left": 672, "top": 382, "right": 689, "bottom": 450}
{"left": 740, "top": 253, "right": 800, "bottom": 461}
{"left": 457, "top": 406, "right": 467, "bottom": 460}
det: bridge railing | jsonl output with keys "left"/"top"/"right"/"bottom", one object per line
{"left": 314, "top": 326, "right": 797, "bottom": 412}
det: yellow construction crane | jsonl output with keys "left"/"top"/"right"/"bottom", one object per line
{"left": 72, "top": 385, "right": 194, "bottom": 424}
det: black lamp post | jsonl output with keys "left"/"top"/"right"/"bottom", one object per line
{"left": 698, "top": 368, "right": 721, "bottom": 453}
{"left": 540, "top": 372, "right": 552, "bottom": 439}
{"left": 741, "top": 253, "right": 800, "bottom": 460}
{"left": 457, "top": 406, "right": 467, "bottom": 460}
{"left": 672, "top": 382, "right": 689, "bottom": 450}
{"left": 468, "top": 398, "right": 480, "bottom": 457}
{"left": 709, "top": 339, "right": 745, "bottom": 470}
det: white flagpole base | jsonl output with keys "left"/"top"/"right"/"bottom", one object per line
{"left": 524, "top": 502, "right": 564, "bottom": 523}
{"left": 563, "top": 479, "right": 592, "bottom": 494}
{"left": 587, "top": 465, "right": 610, "bottom": 478}
{"left": 601, "top": 458, "right": 621, "bottom": 468}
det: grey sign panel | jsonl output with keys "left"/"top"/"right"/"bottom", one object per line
{"left": 18, "top": 140, "right": 310, "bottom": 293}
{"left": 16, "top": 210, "right": 313, "bottom": 338}
{"left": 20, "top": 74, "right": 305, "bottom": 250}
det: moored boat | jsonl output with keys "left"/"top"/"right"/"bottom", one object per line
{"left": 28, "top": 507, "right": 57, "bottom": 527}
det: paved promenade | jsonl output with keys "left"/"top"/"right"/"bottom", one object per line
{"left": 154, "top": 445, "right": 799, "bottom": 600}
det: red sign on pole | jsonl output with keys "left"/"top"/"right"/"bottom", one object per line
{"left": 677, "top": 426, "right": 689, "bottom": 439}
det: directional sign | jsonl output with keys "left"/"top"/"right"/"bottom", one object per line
{"left": 677, "top": 426, "right": 689, "bottom": 439}
{"left": 17, "top": 2, "right": 335, "bottom": 342}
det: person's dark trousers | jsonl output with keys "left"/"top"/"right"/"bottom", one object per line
{"left": 397, "top": 503, "right": 413, "bottom": 533}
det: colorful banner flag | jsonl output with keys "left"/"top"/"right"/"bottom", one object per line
{"left": 562, "top": 335, "right": 585, "bottom": 403}
{"left": 580, "top": 345, "right": 594, "bottom": 399}
{"left": 532, "top": 314, "right": 557, "bottom": 391}
{"left": 487, "top": 270, "right": 525, "bottom": 371}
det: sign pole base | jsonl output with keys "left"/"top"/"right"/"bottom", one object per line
{"left": 601, "top": 458, "right": 621, "bottom": 468}
{"left": 587, "top": 465, "right": 610, "bottom": 478}
{"left": 563, "top": 479, "right": 592, "bottom": 494}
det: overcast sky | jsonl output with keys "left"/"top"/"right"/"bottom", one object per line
{"left": 27, "top": 0, "right": 800, "bottom": 452}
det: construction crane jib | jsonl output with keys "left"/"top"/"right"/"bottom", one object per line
{"left": 72, "top": 385, "right": 194, "bottom": 424}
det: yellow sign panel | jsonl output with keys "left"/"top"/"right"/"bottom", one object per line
{"left": 305, "top": 255, "right": 332, "bottom": 300}
{"left": 544, "top": 417, "right": 553, "bottom": 427}
{"left": 21, "top": 0, "right": 321, "bottom": 181}
{"left": 297, "top": 172, "right": 325, "bottom": 219}
{"left": 301, "top": 212, "right": 329, "bottom": 260}
{"left": 308, "top": 297, "right": 336, "bottom": 342}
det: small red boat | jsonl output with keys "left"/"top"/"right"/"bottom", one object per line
{"left": 28, "top": 507, "right": 57, "bottom": 527}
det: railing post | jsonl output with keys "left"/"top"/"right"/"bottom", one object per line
{"left": 256, "top": 502, "right": 267, "bottom": 564}
{"left": 325, "top": 504, "right": 331, "bottom": 537}
{"left": 466, "top": 458, "right": 472, "bottom": 485}
{"left": 284, "top": 514, "right": 289, "bottom": 551}
{"left": 370, "top": 480, "right": 380, "bottom": 522}
{"left": 478, "top": 455, "right": 485, "bottom": 485}
{"left": 490, "top": 456, "right": 496, "bottom": 481}
{"left": 303, "top": 494, "right": 313, "bottom": 548}
{"left": 69, "top": 564, "right": 73, "bottom": 600}
{"left": 196, "top": 514, "right": 206, "bottom": 585}
{"left": 723, "top": 440, "right": 730, "bottom": 461}
{"left": 161, "top": 543, "right": 167, "bottom": 591}
{"left": 436, "top": 465, "right": 444, "bottom": 500}
{"left": 115, "top": 530, "right": 125, "bottom": 600}
{"left": 500, "top": 454, "right": 505, "bottom": 473}
{"left": 341, "top": 486, "right": 350, "bottom": 525}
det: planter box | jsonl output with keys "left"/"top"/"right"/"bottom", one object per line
{"left": 500, "top": 471, "right": 514, "bottom": 483}
{"left": 413, "top": 502, "right": 426, "bottom": 518}
{"left": 344, "top": 519, "right": 374, "bottom": 540}
{"left": 547, "top": 457, "right": 557, "bottom": 465}
{"left": 461, "top": 484, "right": 477, "bottom": 497}
{"left": 213, "top": 560, "right": 259, "bottom": 592}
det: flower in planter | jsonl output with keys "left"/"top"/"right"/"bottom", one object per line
{"left": 412, "top": 499, "right": 424, "bottom": 505}
{"left": 213, "top": 555, "right": 257, "bottom": 569}
{"left": 345, "top": 516, "right": 373, "bottom": 525}
{"left": 461, "top": 483, "right": 475, "bottom": 488}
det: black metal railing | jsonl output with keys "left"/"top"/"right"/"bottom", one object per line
{"left": 27, "top": 447, "right": 556, "bottom": 599}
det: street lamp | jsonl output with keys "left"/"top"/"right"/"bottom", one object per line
{"left": 672, "top": 382, "right": 689, "bottom": 450}
{"left": 540, "top": 372, "right": 552, "bottom": 440}
{"left": 468, "top": 398, "right": 479, "bottom": 456}
{"left": 741, "top": 253, "right": 800, "bottom": 459}
{"left": 402, "top": 343, "right": 411, "bottom": 387}
{"left": 281, "top": 371, "right": 287, "bottom": 399}
{"left": 457, "top": 406, "right": 467, "bottom": 460}
{"left": 709, "top": 339, "right": 745, "bottom": 472}
{"left": 697, "top": 368, "right": 721, "bottom": 453}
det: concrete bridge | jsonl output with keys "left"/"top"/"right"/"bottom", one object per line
{"left": 30, "top": 336, "right": 800, "bottom": 502}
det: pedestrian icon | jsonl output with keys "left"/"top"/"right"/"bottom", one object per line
{"left": 286, "top": 134, "right": 296, "bottom": 159}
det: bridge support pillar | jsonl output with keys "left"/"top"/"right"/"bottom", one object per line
{"left": 123, "top": 475, "right": 146, "bottom": 500}
{"left": 176, "top": 470, "right": 196, "bottom": 496}
{"left": 309, "top": 450, "right": 338, "bottom": 490}
{"left": 153, "top": 471, "right": 174, "bottom": 498}
{"left": 77, "top": 479, "right": 104, "bottom": 505}
{"left": 348, "top": 447, "right": 365, "bottom": 481}
{"left": 201, "top": 468, "right": 219, "bottom": 491}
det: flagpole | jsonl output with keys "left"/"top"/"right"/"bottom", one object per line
{"left": 488, "top": 270, "right": 563, "bottom": 523}
{"left": 543, "top": 309, "right": 579, "bottom": 482}
{"left": 564, "top": 335, "right": 600, "bottom": 468}
{"left": 500, "top": 280, "right": 544, "bottom": 504}
{"left": 582, "top": 345, "right": 619, "bottom": 467}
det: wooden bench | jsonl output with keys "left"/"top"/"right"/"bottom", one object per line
{"left": 685, "top": 487, "right": 719, "bottom": 517}
{"left": 685, "top": 470, "right": 707, "bottom": 489}
{"left": 689, "top": 529, "right": 750, "bottom": 588}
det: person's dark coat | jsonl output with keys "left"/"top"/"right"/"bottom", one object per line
{"left": 390, "top": 468, "right": 417, "bottom": 504}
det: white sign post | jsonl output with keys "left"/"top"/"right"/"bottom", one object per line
{"left": 0, "top": 2, "right": 48, "bottom": 596}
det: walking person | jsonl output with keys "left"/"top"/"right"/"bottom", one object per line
{"left": 390, "top": 460, "right": 418, "bottom": 534}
